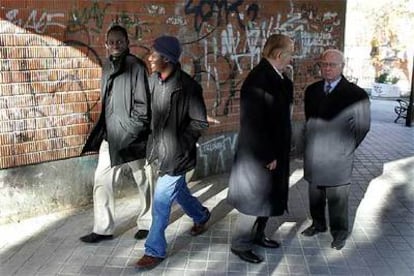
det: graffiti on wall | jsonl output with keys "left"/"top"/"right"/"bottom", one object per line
{"left": 184, "top": 0, "right": 247, "bottom": 32}
{"left": 3, "top": 9, "right": 65, "bottom": 33}
{"left": 0, "top": 0, "right": 345, "bottom": 168}
{"left": 198, "top": 133, "right": 238, "bottom": 176}
{"left": 181, "top": 0, "right": 342, "bottom": 115}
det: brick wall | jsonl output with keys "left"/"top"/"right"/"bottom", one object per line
{"left": 0, "top": 0, "right": 346, "bottom": 169}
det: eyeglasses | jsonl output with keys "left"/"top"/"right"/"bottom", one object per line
{"left": 319, "top": 62, "right": 342, "bottom": 68}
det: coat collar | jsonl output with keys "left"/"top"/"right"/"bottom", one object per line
{"left": 154, "top": 67, "right": 182, "bottom": 94}
{"left": 259, "top": 58, "right": 284, "bottom": 82}
{"left": 327, "top": 75, "right": 350, "bottom": 95}
{"left": 264, "top": 58, "right": 284, "bottom": 79}
{"left": 108, "top": 49, "right": 130, "bottom": 76}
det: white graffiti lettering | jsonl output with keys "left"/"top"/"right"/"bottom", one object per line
{"left": 5, "top": 9, "right": 65, "bottom": 34}
{"left": 198, "top": 134, "right": 238, "bottom": 176}
{"left": 147, "top": 5, "right": 165, "bottom": 15}
{"left": 166, "top": 16, "right": 188, "bottom": 26}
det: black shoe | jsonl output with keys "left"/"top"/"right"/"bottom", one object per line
{"left": 231, "top": 248, "right": 263, "bottom": 263}
{"left": 331, "top": 232, "right": 347, "bottom": 250}
{"left": 331, "top": 238, "right": 346, "bottom": 250}
{"left": 80, "top": 232, "right": 113, "bottom": 243}
{"left": 190, "top": 208, "right": 211, "bottom": 236}
{"left": 134, "top": 230, "right": 149, "bottom": 240}
{"left": 254, "top": 237, "right": 280, "bottom": 248}
{"left": 301, "top": 225, "right": 327, "bottom": 237}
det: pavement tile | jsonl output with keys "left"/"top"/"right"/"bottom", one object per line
{"left": 308, "top": 265, "right": 330, "bottom": 275}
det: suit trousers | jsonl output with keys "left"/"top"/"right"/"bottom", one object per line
{"left": 308, "top": 183, "right": 350, "bottom": 239}
{"left": 92, "top": 140, "right": 154, "bottom": 235}
{"left": 231, "top": 213, "right": 268, "bottom": 251}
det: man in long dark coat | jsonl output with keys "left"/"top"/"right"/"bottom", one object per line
{"left": 227, "top": 34, "right": 294, "bottom": 264}
{"left": 302, "top": 49, "right": 370, "bottom": 250}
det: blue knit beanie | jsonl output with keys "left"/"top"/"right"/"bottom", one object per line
{"left": 153, "top": 35, "right": 182, "bottom": 64}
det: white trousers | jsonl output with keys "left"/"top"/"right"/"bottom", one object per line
{"left": 92, "top": 141, "right": 154, "bottom": 235}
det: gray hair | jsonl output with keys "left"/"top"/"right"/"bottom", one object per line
{"left": 321, "top": 49, "right": 345, "bottom": 63}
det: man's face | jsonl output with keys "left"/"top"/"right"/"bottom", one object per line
{"left": 106, "top": 31, "right": 128, "bottom": 57}
{"left": 320, "top": 52, "right": 343, "bottom": 82}
{"left": 148, "top": 50, "right": 168, "bottom": 73}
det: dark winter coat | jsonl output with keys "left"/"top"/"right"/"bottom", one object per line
{"left": 146, "top": 67, "right": 208, "bottom": 176}
{"left": 304, "top": 76, "right": 370, "bottom": 186}
{"left": 82, "top": 50, "right": 150, "bottom": 167}
{"left": 227, "top": 58, "right": 293, "bottom": 216}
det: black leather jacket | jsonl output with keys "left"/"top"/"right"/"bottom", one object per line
{"left": 147, "top": 66, "right": 208, "bottom": 176}
{"left": 82, "top": 50, "right": 150, "bottom": 166}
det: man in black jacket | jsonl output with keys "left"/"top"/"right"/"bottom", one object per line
{"left": 135, "top": 35, "right": 210, "bottom": 270}
{"left": 80, "top": 24, "right": 152, "bottom": 243}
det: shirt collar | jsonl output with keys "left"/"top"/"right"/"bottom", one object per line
{"left": 325, "top": 77, "right": 341, "bottom": 91}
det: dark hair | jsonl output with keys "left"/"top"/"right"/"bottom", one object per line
{"left": 106, "top": 24, "right": 129, "bottom": 41}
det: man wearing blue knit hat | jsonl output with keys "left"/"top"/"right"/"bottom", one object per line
{"left": 151, "top": 35, "right": 182, "bottom": 64}
{"left": 135, "top": 35, "right": 210, "bottom": 269}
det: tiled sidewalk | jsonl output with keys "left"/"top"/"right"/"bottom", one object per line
{"left": 1, "top": 99, "right": 414, "bottom": 276}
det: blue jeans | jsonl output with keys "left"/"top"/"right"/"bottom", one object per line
{"left": 144, "top": 173, "right": 208, "bottom": 258}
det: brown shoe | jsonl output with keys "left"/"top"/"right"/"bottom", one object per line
{"left": 190, "top": 208, "right": 211, "bottom": 236}
{"left": 135, "top": 255, "right": 164, "bottom": 270}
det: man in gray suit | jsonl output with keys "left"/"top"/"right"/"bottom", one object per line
{"left": 302, "top": 49, "right": 370, "bottom": 250}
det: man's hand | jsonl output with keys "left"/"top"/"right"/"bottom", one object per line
{"left": 266, "top": 160, "right": 277, "bottom": 170}
{"left": 207, "top": 115, "right": 221, "bottom": 124}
